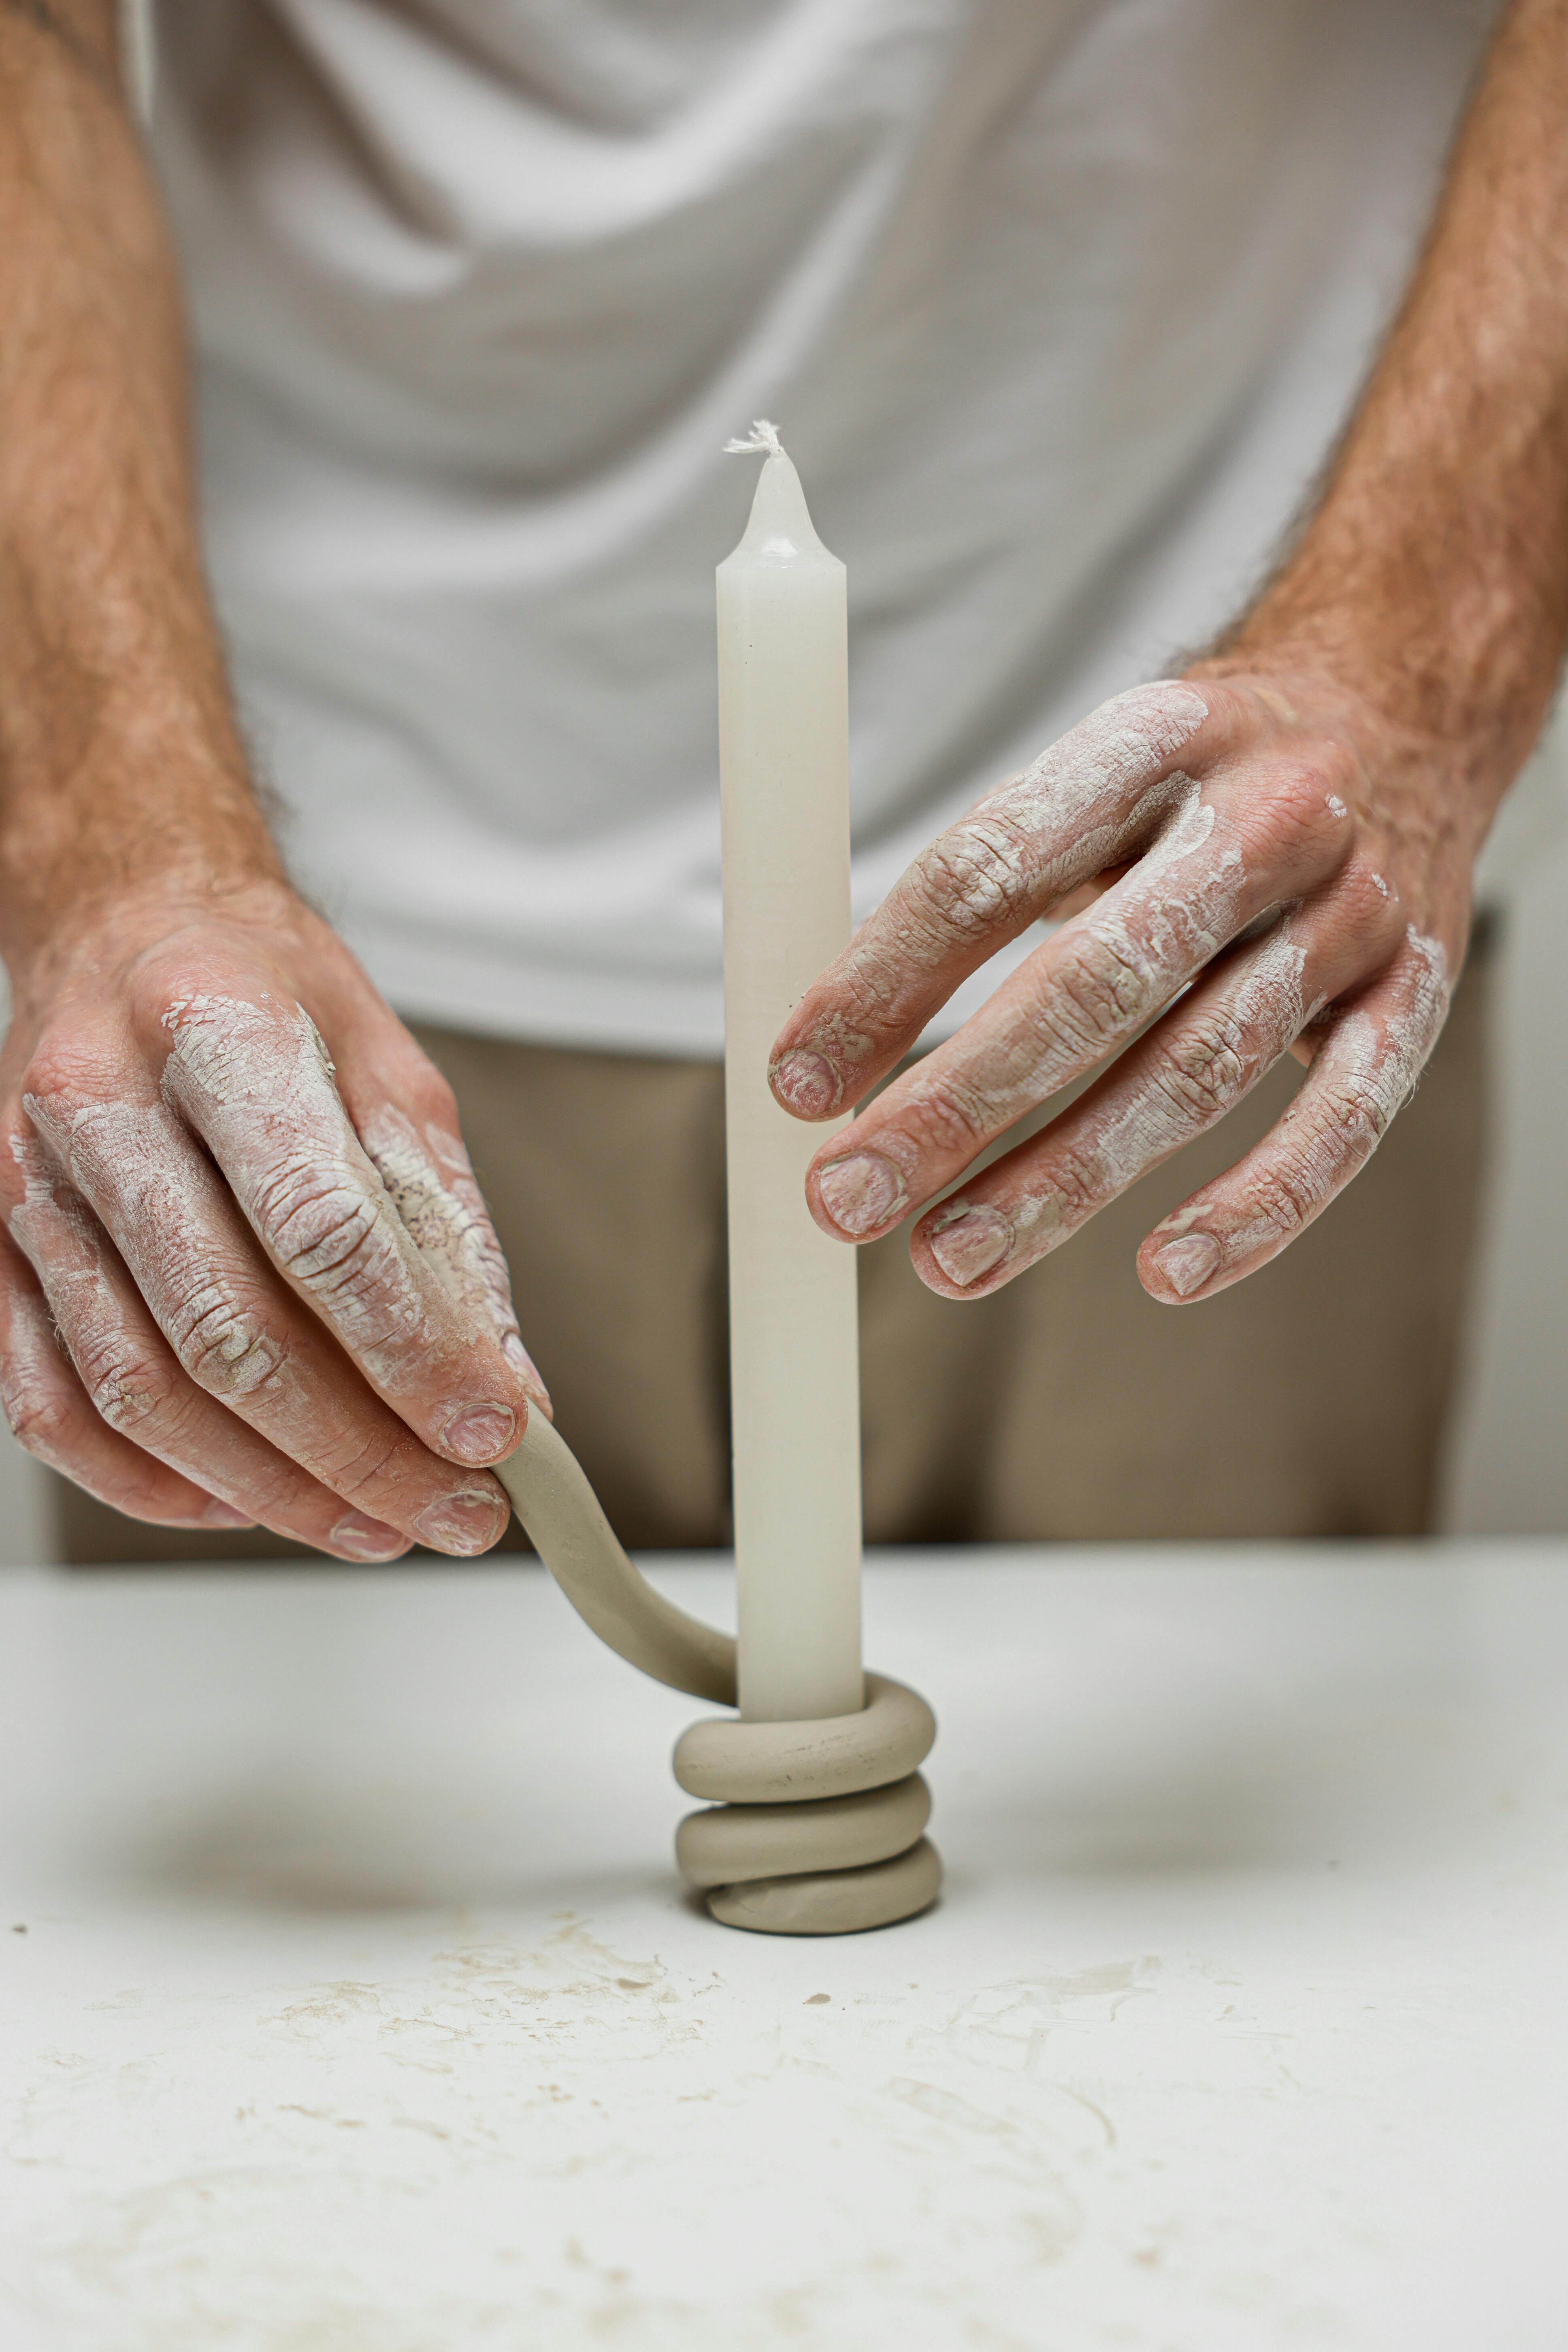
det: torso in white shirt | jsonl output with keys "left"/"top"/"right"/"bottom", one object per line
{"left": 152, "top": 0, "right": 1540, "bottom": 1057}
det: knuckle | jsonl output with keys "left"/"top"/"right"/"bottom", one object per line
{"left": 20, "top": 1049, "right": 85, "bottom": 1119}
{"left": 77, "top": 1333, "right": 176, "bottom": 1435}
{"left": 168, "top": 1284, "right": 288, "bottom": 1400}
{"left": 2, "top": 1381, "right": 78, "bottom": 1464}
{"left": 20, "top": 1022, "right": 126, "bottom": 1116}
{"left": 258, "top": 1160, "right": 387, "bottom": 1293}
{"left": 912, "top": 816, "right": 1035, "bottom": 937}
{"left": 1151, "top": 1016, "right": 1248, "bottom": 1125}
{"left": 898, "top": 1073, "right": 991, "bottom": 1158}
{"left": 1306, "top": 735, "right": 1358, "bottom": 800}
{"left": 1195, "top": 677, "right": 1247, "bottom": 734}
{"left": 1261, "top": 757, "right": 1352, "bottom": 851}
{"left": 830, "top": 940, "right": 908, "bottom": 1026}
{"left": 1048, "top": 935, "right": 1154, "bottom": 1052}
{"left": 1243, "top": 1080, "right": 1383, "bottom": 1249}
{"left": 1325, "top": 1073, "right": 1392, "bottom": 1150}
{"left": 1036, "top": 1142, "right": 1101, "bottom": 1220}
{"left": 1343, "top": 865, "right": 1406, "bottom": 947}
{"left": 138, "top": 952, "right": 209, "bottom": 1005}
{"left": 1239, "top": 1159, "right": 1320, "bottom": 1246}
{"left": 315, "top": 1433, "right": 407, "bottom": 1503}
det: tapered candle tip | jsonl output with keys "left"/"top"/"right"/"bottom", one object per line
{"left": 722, "top": 423, "right": 836, "bottom": 566}
{"left": 724, "top": 418, "right": 786, "bottom": 460}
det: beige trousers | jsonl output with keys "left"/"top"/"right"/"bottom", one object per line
{"left": 57, "top": 937, "right": 1491, "bottom": 1561}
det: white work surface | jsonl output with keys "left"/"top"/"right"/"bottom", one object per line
{"left": 2, "top": 1545, "right": 1565, "bottom": 2352}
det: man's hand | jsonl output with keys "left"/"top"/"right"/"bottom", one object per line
{"left": 0, "top": 6, "right": 537, "bottom": 1553}
{"left": 772, "top": 0, "right": 1568, "bottom": 1304}
{"left": 0, "top": 879, "right": 542, "bottom": 1555}
{"left": 769, "top": 674, "right": 1467, "bottom": 1304}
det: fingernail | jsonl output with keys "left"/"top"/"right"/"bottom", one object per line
{"left": 415, "top": 1490, "right": 510, "bottom": 1555}
{"left": 772, "top": 1049, "right": 839, "bottom": 1118}
{"left": 201, "top": 1499, "right": 256, "bottom": 1530}
{"left": 330, "top": 1510, "right": 409, "bottom": 1561}
{"left": 817, "top": 1150, "right": 905, "bottom": 1237}
{"left": 928, "top": 1206, "right": 1012, "bottom": 1288}
{"left": 1152, "top": 1233, "right": 1221, "bottom": 1297}
{"left": 440, "top": 1403, "right": 517, "bottom": 1464}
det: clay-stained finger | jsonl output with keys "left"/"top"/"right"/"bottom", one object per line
{"left": 769, "top": 682, "right": 1221, "bottom": 1120}
{"left": 0, "top": 1229, "right": 250, "bottom": 1530}
{"left": 16, "top": 1088, "right": 509, "bottom": 1555}
{"left": 358, "top": 1103, "right": 549, "bottom": 1412}
{"left": 156, "top": 991, "right": 532, "bottom": 1464}
{"left": 1137, "top": 927, "right": 1453, "bottom": 1304}
{"left": 3, "top": 1140, "right": 414, "bottom": 1557}
{"left": 901, "top": 900, "right": 1354, "bottom": 1294}
{"left": 802, "top": 767, "right": 1354, "bottom": 1245}
{"left": 901, "top": 863, "right": 1407, "bottom": 1291}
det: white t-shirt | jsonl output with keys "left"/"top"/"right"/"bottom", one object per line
{"left": 151, "top": 0, "right": 1546, "bottom": 1058}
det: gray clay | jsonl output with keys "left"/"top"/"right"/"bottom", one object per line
{"left": 497, "top": 1412, "right": 942, "bottom": 1933}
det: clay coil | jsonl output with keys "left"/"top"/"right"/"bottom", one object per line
{"left": 497, "top": 1412, "right": 941, "bottom": 1934}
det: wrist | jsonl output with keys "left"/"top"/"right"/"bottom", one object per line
{"left": 0, "top": 709, "right": 285, "bottom": 979}
{"left": 1187, "top": 584, "right": 1540, "bottom": 826}
{"left": 1199, "top": 419, "right": 1568, "bottom": 815}
{"left": 1, "top": 857, "right": 297, "bottom": 1019}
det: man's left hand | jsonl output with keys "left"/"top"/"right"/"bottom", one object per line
{"left": 767, "top": 669, "right": 1486, "bottom": 1304}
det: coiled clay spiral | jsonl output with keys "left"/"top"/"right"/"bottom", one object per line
{"left": 497, "top": 1412, "right": 942, "bottom": 1935}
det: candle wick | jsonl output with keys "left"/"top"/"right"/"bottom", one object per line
{"left": 723, "top": 418, "right": 785, "bottom": 460}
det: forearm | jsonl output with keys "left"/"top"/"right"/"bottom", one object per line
{"left": 0, "top": 1, "right": 280, "bottom": 974}
{"left": 1205, "top": 0, "right": 1568, "bottom": 810}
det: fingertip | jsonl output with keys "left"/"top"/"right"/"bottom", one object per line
{"left": 440, "top": 1342, "right": 553, "bottom": 1463}
{"left": 1142, "top": 1231, "right": 1222, "bottom": 1302}
{"left": 328, "top": 1510, "right": 413, "bottom": 1562}
{"left": 814, "top": 1149, "right": 907, "bottom": 1240}
{"left": 922, "top": 1202, "right": 1012, "bottom": 1290}
{"left": 439, "top": 1402, "right": 521, "bottom": 1466}
{"left": 770, "top": 1046, "right": 842, "bottom": 1120}
{"left": 413, "top": 1487, "right": 511, "bottom": 1556}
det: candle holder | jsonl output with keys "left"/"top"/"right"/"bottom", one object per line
{"left": 490, "top": 426, "right": 939, "bottom": 1934}
{"left": 499, "top": 1415, "right": 942, "bottom": 1935}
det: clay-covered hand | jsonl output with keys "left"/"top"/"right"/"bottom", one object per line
{"left": 768, "top": 671, "right": 1493, "bottom": 1304}
{"left": 0, "top": 878, "right": 543, "bottom": 1555}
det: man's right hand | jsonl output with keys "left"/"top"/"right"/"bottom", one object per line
{"left": 0, "top": 11, "right": 542, "bottom": 1555}
{"left": 0, "top": 878, "right": 543, "bottom": 1558}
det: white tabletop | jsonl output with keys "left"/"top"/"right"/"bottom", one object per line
{"left": 2, "top": 1544, "right": 1564, "bottom": 2352}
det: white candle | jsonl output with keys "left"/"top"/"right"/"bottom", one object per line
{"left": 717, "top": 424, "right": 864, "bottom": 1726}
